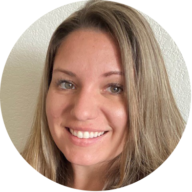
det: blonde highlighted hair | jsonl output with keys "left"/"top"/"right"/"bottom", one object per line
{"left": 22, "top": 0, "right": 185, "bottom": 189}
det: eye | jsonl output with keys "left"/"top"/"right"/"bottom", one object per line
{"left": 59, "top": 80, "right": 75, "bottom": 90}
{"left": 106, "top": 84, "right": 123, "bottom": 94}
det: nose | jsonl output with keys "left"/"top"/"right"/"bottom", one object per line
{"left": 70, "top": 89, "right": 99, "bottom": 121}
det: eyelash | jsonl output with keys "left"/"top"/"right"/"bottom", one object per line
{"left": 56, "top": 80, "right": 76, "bottom": 90}
{"left": 105, "top": 83, "right": 123, "bottom": 94}
{"left": 56, "top": 80, "right": 123, "bottom": 94}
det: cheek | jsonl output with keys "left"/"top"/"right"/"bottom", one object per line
{"left": 114, "top": 105, "right": 127, "bottom": 121}
{"left": 104, "top": 99, "right": 128, "bottom": 130}
{"left": 46, "top": 90, "right": 68, "bottom": 125}
{"left": 101, "top": 99, "right": 128, "bottom": 157}
{"left": 113, "top": 108, "right": 127, "bottom": 138}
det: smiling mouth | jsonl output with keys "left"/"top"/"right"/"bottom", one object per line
{"left": 66, "top": 127, "right": 108, "bottom": 139}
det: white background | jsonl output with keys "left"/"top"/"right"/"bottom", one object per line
{"left": 0, "top": 0, "right": 191, "bottom": 192}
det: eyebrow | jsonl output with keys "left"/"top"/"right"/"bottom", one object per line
{"left": 53, "top": 68, "right": 124, "bottom": 77}
{"left": 53, "top": 69, "right": 76, "bottom": 77}
{"left": 102, "top": 71, "right": 124, "bottom": 77}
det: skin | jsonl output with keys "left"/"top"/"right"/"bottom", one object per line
{"left": 46, "top": 29, "right": 128, "bottom": 190}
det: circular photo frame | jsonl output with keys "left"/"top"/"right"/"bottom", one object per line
{"left": 0, "top": 0, "right": 191, "bottom": 191}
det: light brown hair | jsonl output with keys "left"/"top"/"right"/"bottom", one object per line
{"left": 22, "top": 0, "right": 185, "bottom": 189}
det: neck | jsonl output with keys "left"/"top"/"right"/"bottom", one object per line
{"left": 70, "top": 163, "right": 107, "bottom": 191}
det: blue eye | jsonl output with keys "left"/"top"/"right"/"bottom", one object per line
{"left": 106, "top": 84, "right": 123, "bottom": 94}
{"left": 59, "top": 81, "right": 75, "bottom": 90}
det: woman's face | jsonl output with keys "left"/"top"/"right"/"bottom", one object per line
{"left": 46, "top": 29, "right": 128, "bottom": 166}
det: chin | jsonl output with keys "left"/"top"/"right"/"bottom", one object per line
{"left": 63, "top": 150, "right": 107, "bottom": 166}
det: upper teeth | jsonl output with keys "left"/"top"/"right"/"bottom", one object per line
{"left": 69, "top": 129, "right": 104, "bottom": 139}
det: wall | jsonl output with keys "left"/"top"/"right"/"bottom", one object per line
{"left": 0, "top": 1, "right": 190, "bottom": 153}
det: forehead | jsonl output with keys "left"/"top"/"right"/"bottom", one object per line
{"left": 54, "top": 29, "right": 122, "bottom": 74}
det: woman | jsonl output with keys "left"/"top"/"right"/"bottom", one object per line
{"left": 22, "top": 0, "right": 185, "bottom": 190}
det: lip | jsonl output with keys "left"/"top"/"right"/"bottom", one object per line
{"left": 66, "top": 126, "right": 107, "bottom": 132}
{"left": 65, "top": 127, "right": 109, "bottom": 147}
